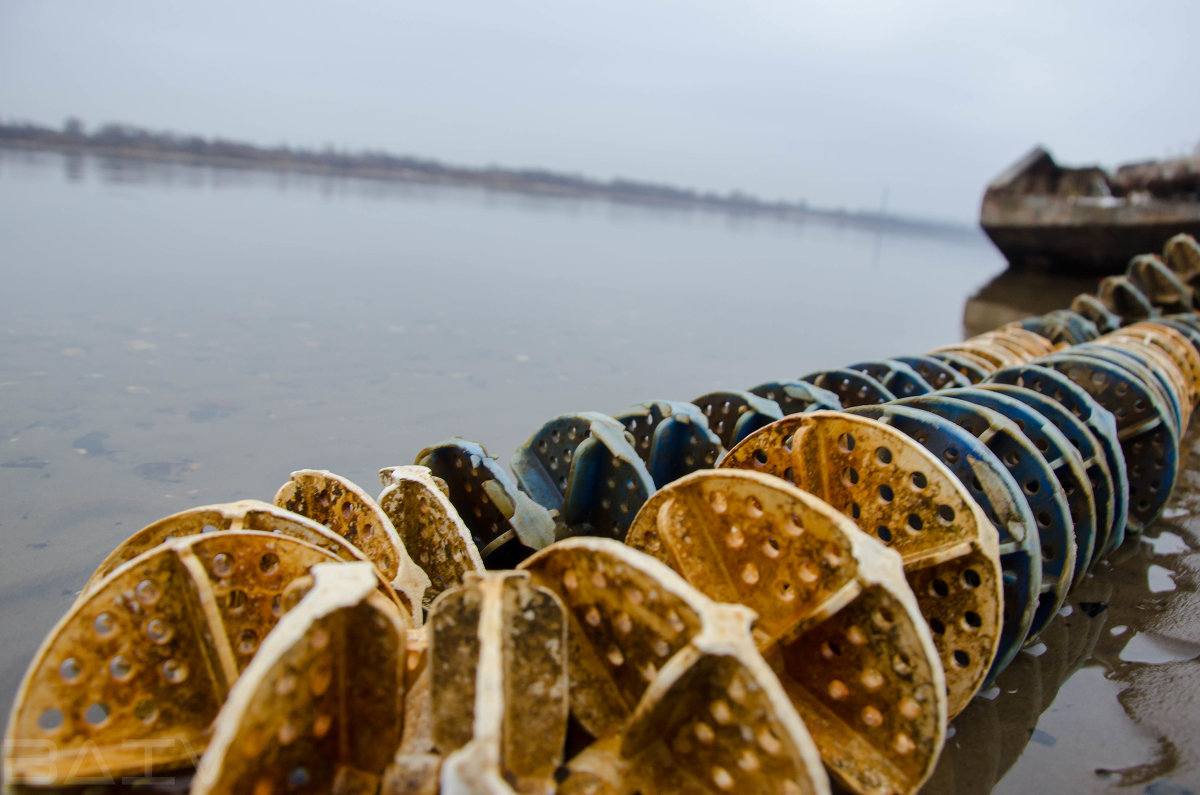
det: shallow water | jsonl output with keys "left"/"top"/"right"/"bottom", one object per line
{"left": 2, "top": 148, "right": 1198, "bottom": 792}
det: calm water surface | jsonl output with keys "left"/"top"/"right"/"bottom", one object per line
{"left": 2, "top": 148, "right": 1197, "bottom": 792}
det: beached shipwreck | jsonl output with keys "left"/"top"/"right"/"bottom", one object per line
{"left": 981, "top": 146, "right": 1200, "bottom": 272}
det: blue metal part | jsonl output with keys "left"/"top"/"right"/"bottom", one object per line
{"left": 800, "top": 368, "right": 896, "bottom": 407}
{"left": 1071, "top": 343, "right": 1184, "bottom": 436}
{"left": 690, "top": 390, "right": 783, "bottom": 449}
{"left": 748, "top": 379, "right": 842, "bottom": 415}
{"left": 894, "top": 355, "right": 973, "bottom": 390}
{"left": 848, "top": 404, "right": 1040, "bottom": 681}
{"left": 614, "top": 400, "right": 722, "bottom": 488}
{"left": 986, "top": 363, "right": 1130, "bottom": 554}
{"left": 926, "top": 351, "right": 990, "bottom": 384}
{"left": 415, "top": 438, "right": 557, "bottom": 567}
{"left": 847, "top": 359, "right": 935, "bottom": 398}
{"left": 1070, "top": 294, "right": 1123, "bottom": 334}
{"left": 978, "top": 383, "right": 1117, "bottom": 568}
{"left": 891, "top": 395, "right": 1075, "bottom": 644}
{"left": 511, "top": 412, "right": 656, "bottom": 541}
{"left": 1038, "top": 352, "right": 1180, "bottom": 535}
{"left": 942, "top": 387, "right": 1098, "bottom": 581}
{"left": 1019, "top": 310, "right": 1099, "bottom": 346}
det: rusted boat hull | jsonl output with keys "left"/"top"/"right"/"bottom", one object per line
{"left": 980, "top": 147, "right": 1200, "bottom": 273}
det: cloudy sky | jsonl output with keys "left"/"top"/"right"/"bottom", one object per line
{"left": 2, "top": 1, "right": 1197, "bottom": 222}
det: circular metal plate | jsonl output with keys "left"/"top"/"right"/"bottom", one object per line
{"left": 976, "top": 383, "right": 1116, "bottom": 569}
{"left": 926, "top": 351, "right": 991, "bottom": 384}
{"left": 1037, "top": 353, "right": 1179, "bottom": 534}
{"left": 713, "top": 412, "right": 1004, "bottom": 716}
{"left": 1071, "top": 343, "right": 1184, "bottom": 436}
{"left": 692, "top": 390, "right": 783, "bottom": 449}
{"left": 894, "top": 355, "right": 973, "bottom": 390}
{"left": 615, "top": 400, "right": 722, "bottom": 488}
{"left": 889, "top": 396, "right": 1074, "bottom": 644}
{"left": 839, "top": 405, "right": 1041, "bottom": 680}
{"left": 985, "top": 363, "right": 1130, "bottom": 554}
{"left": 940, "top": 387, "right": 1097, "bottom": 581}
{"left": 847, "top": 359, "right": 936, "bottom": 398}
{"left": 749, "top": 379, "right": 843, "bottom": 415}
{"left": 800, "top": 368, "right": 896, "bottom": 408}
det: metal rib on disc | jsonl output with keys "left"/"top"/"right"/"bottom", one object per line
{"left": 891, "top": 395, "right": 1075, "bottom": 643}
{"left": 714, "top": 411, "right": 1003, "bottom": 717}
{"left": 800, "top": 368, "right": 896, "bottom": 408}
{"left": 939, "top": 387, "right": 1097, "bottom": 583}
{"left": 840, "top": 405, "right": 1040, "bottom": 680}
{"left": 1036, "top": 353, "right": 1178, "bottom": 536}
{"left": 976, "top": 383, "right": 1117, "bottom": 569}
{"left": 847, "top": 360, "right": 936, "bottom": 399}
{"left": 626, "top": 471, "right": 948, "bottom": 795}
{"left": 985, "top": 363, "right": 1130, "bottom": 554}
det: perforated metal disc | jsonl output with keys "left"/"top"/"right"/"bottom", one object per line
{"left": 847, "top": 359, "right": 936, "bottom": 398}
{"left": 843, "top": 404, "right": 1039, "bottom": 678}
{"left": 614, "top": 400, "right": 722, "bottom": 488}
{"left": 1089, "top": 336, "right": 1192, "bottom": 430}
{"left": 3, "top": 532, "right": 345, "bottom": 785}
{"left": 1037, "top": 353, "right": 1179, "bottom": 534}
{"left": 893, "top": 355, "right": 973, "bottom": 390}
{"left": 1119, "top": 322, "right": 1200, "bottom": 410}
{"left": 926, "top": 351, "right": 991, "bottom": 384}
{"left": 192, "top": 563, "right": 409, "bottom": 795}
{"left": 512, "top": 412, "right": 656, "bottom": 542}
{"left": 977, "top": 383, "right": 1116, "bottom": 569}
{"left": 986, "top": 363, "right": 1130, "bottom": 554}
{"left": 891, "top": 395, "right": 1075, "bottom": 642}
{"left": 1071, "top": 343, "right": 1184, "bottom": 435}
{"left": 521, "top": 539, "right": 830, "bottom": 795}
{"left": 714, "top": 412, "right": 1004, "bottom": 713}
{"left": 1020, "top": 310, "right": 1100, "bottom": 346}
{"left": 749, "top": 379, "right": 844, "bottom": 415}
{"left": 626, "top": 472, "right": 947, "bottom": 794}
{"left": 930, "top": 342, "right": 1023, "bottom": 371}
{"left": 691, "top": 390, "right": 783, "bottom": 449}
{"left": 1097, "top": 275, "right": 1156, "bottom": 323}
{"left": 939, "top": 387, "right": 1097, "bottom": 582}
{"left": 800, "top": 368, "right": 896, "bottom": 407}
{"left": 416, "top": 438, "right": 556, "bottom": 567}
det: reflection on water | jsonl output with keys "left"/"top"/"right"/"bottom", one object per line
{"left": 2, "top": 147, "right": 1198, "bottom": 792}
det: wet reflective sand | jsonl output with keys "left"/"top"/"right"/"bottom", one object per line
{"left": 1, "top": 148, "right": 1197, "bottom": 791}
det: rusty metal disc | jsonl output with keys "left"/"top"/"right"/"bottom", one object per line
{"left": 3, "top": 532, "right": 347, "bottom": 786}
{"left": 893, "top": 354, "right": 973, "bottom": 390}
{"left": 275, "top": 469, "right": 431, "bottom": 624}
{"left": 192, "top": 562, "right": 409, "bottom": 795}
{"left": 1119, "top": 322, "right": 1200, "bottom": 409}
{"left": 976, "top": 383, "right": 1117, "bottom": 570}
{"left": 841, "top": 404, "right": 1040, "bottom": 678}
{"left": 626, "top": 471, "right": 948, "bottom": 794}
{"left": 1037, "top": 353, "right": 1179, "bottom": 534}
{"left": 890, "top": 395, "right": 1075, "bottom": 643}
{"left": 800, "top": 368, "right": 896, "bottom": 407}
{"left": 512, "top": 412, "right": 656, "bottom": 542}
{"left": 713, "top": 413, "right": 1003, "bottom": 716}
{"left": 1097, "top": 275, "right": 1157, "bottom": 323}
{"left": 940, "top": 387, "right": 1098, "bottom": 581}
{"left": 846, "top": 359, "right": 936, "bottom": 398}
{"left": 1067, "top": 343, "right": 1184, "bottom": 435}
{"left": 1096, "top": 333, "right": 1194, "bottom": 427}
{"left": 614, "top": 400, "right": 722, "bottom": 487}
{"left": 749, "top": 379, "right": 843, "bottom": 415}
{"left": 416, "top": 438, "right": 556, "bottom": 567}
{"left": 377, "top": 465, "right": 484, "bottom": 606}
{"left": 691, "top": 390, "right": 783, "bottom": 449}
{"left": 931, "top": 341, "right": 1024, "bottom": 370}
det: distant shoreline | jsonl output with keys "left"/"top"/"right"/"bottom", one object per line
{"left": 0, "top": 118, "right": 972, "bottom": 237}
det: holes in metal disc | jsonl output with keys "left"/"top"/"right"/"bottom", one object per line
{"left": 59, "top": 657, "right": 82, "bottom": 683}
{"left": 38, "top": 708, "right": 64, "bottom": 732}
{"left": 964, "top": 611, "right": 983, "bottom": 629}
{"left": 260, "top": 552, "right": 280, "bottom": 575}
{"left": 937, "top": 504, "right": 955, "bottom": 523}
{"left": 210, "top": 552, "right": 233, "bottom": 578}
{"left": 910, "top": 472, "right": 928, "bottom": 490}
{"left": 838, "top": 433, "right": 856, "bottom": 452}
{"left": 84, "top": 702, "right": 111, "bottom": 727}
{"left": 875, "top": 446, "right": 893, "bottom": 465}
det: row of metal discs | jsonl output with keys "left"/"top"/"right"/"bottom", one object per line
{"left": 7, "top": 237, "right": 1200, "bottom": 795}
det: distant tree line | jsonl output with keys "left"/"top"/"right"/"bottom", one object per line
{"left": 0, "top": 115, "right": 961, "bottom": 233}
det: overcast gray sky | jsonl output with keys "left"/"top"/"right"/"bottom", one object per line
{"left": 2, "top": 1, "right": 1197, "bottom": 222}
